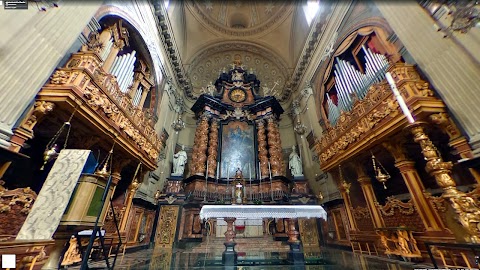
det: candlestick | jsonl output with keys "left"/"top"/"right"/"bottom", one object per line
{"left": 204, "top": 161, "right": 208, "bottom": 201}
{"left": 259, "top": 161, "right": 262, "bottom": 179}
{"left": 268, "top": 162, "right": 272, "bottom": 179}
{"left": 385, "top": 72, "right": 415, "bottom": 123}
{"left": 227, "top": 163, "right": 229, "bottom": 200}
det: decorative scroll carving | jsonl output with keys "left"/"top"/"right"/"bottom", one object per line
{"left": 375, "top": 197, "right": 416, "bottom": 216}
{"left": 0, "top": 183, "right": 37, "bottom": 237}
{"left": 424, "top": 192, "right": 448, "bottom": 213}
{"left": 20, "top": 101, "right": 55, "bottom": 131}
{"left": 352, "top": 206, "right": 371, "bottom": 219}
{"left": 429, "top": 112, "right": 462, "bottom": 140}
{"left": 50, "top": 70, "right": 70, "bottom": 85}
{"left": 156, "top": 206, "right": 179, "bottom": 248}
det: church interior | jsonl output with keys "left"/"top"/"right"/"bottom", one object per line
{"left": 0, "top": 0, "right": 479, "bottom": 269}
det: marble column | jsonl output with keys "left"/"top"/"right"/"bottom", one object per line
{"left": 374, "top": 2, "right": 480, "bottom": 154}
{"left": 355, "top": 164, "right": 385, "bottom": 229}
{"left": 207, "top": 119, "right": 219, "bottom": 178}
{"left": 0, "top": 3, "right": 102, "bottom": 149}
{"left": 257, "top": 119, "right": 269, "bottom": 179}
{"left": 383, "top": 141, "right": 446, "bottom": 232}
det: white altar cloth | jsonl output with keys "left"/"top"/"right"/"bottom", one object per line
{"left": 199, "top": 205, "right": 327, "bottom": 221}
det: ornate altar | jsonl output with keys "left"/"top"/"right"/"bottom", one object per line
{"left": 184, "top": 58, "right": 291, "bottom": 203}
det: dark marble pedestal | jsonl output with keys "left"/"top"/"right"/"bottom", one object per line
{"left": 288, "top": 242, "right": 305, "bottom": 266}
{"left": 222, "top": 242, "right": 237, "bottom": 266}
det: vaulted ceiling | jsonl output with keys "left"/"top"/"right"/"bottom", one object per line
{"left": 164, "top": 0, "right": 326, "bottom": 104}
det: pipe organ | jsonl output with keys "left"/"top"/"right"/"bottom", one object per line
{"left": 100, "top": 37, "right": 114, "bottom": 61}
{"left": 110, "top": 51, "right": 137, "bottom": 93}
{"left": 327, "top": 46, "right": 390, "bottom": 125}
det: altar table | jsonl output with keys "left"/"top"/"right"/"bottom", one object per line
{"left": 200, "top": 205, "right": 327, "bottom": 267}
{"left": 199, "top": 205, "right": 327, "bottom": 220}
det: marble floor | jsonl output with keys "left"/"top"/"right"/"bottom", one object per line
{"left": 71, "top": 246, "right": 438, "bottom": 270}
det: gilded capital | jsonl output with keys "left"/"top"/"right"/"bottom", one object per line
{"left": 382, "top": 140, "right": 409, "bottom": 162}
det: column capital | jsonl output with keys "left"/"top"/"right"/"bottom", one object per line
{"left": 382, "top": 139, "right": 409, "bottom": 162}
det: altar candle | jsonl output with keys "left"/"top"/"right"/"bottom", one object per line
{"left": 259, "top": 161, "right": 262, "bottom": 179}
{"left": 216, "top": 161, "right": 220, "bottom": 179}
{"left": 227, "top": 163, "right": 229, "bottom": 198}
{"left": 385, "top": 72, "right": 415, "bottom": 123}
{"left": 268, "top": 162, "right": 272, "bottom": 179}
{"left": 249, "top": 163, "right": 251, "bottom": 180}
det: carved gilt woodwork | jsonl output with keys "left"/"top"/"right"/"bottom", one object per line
{"left": 207, "top": 119, "right": 219, "bottom": 178}
{"left": 18, "top": 31, "right": 162, "bottom": 168}
{"left": 316, "top": 64, "right": 450, "bottom": 171}
{"left": 376, "top": 228, "right": 421, "bottom": 258}
{"left": 257, "top": 119, "right": 269, "bottom": 178}
{"left": 156, "top": 205, "right": 179, "bottom": 248}
{"left": 0, "top": 185, "right": 37, "bottom": 237}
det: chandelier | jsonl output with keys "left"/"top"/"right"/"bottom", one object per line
{"left": 293, "top": 118, "right": 307, "bottom": 136}
{"left": 371, "top": 153, "right": 390, "bottom": 189}
{"left": 171, "top": 113, "right": 185, "bottom": 134}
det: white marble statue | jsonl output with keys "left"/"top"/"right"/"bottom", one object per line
{"left": 289, "top": 145, "right": 303, "bottom": 177}
{"left": 172, "top": 145, "right": 187, "bottom": 176}
{"left": 201, "top": 81, "right": 215, "bottom": 96}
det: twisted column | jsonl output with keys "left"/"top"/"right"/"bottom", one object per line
{"left": 267, "top": 117, "right": 281, "bottom": 176}
{"left": 409, "top": 122, "right": 480, "bottom": 243}
{"left": 207, "top": 118, "right": 219, "bottom": 178}
{"left": 193, "top": 114, "right": 210, "bottom": 176}
{"left": 257, "top": 119, "right": 269, "bottom": 178}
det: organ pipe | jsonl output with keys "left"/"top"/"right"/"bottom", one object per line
{"left": 328, "top": 45, "right": 391, "bottom": 125}
{"left": 117, "top": 52, "right": 134, "bottom": 91}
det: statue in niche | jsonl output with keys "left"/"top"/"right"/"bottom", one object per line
{"left": 289, "top": 145, "right": 303, "bottom": 177}
{"left": 172, "top": 145, "right": 187, "bottom": 176}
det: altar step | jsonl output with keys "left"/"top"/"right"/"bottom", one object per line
{"left": 187, "top": 236, "right": 291, "bottom": 253}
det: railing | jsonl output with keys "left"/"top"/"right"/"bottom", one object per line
{"left": 424, "top": 241, "right": 480, "bottom": 269}
{"left": 191, "top": 190, "right": 286, "bottom": 203}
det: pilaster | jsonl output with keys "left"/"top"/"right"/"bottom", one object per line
{"left": 355, "top": 164, "right": 385, "bottom": 229}
{"left": 383, "top": 141, "right": 446, "bottom": 232}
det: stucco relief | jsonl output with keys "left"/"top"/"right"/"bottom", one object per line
{"left": 187, "top": 1, "right": 293, "bottom": 37}
{"left": 188, "top": 45, "right": 289, "bottom": 99}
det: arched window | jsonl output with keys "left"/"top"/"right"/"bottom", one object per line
{"left": 303, "top": 0, "right": 320, "bottom": 26}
